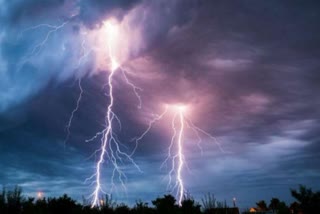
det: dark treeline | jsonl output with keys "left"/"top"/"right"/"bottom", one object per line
{"left": 0, "top": 185, "right": 319, "bottom": 214}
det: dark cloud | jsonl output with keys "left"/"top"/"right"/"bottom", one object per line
{"left": 78, "top": 0, "right": 140, "bottom": 27}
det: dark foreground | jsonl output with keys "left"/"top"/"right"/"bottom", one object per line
{"left": 0, "top": 185, "right": 319, "bottom": 214}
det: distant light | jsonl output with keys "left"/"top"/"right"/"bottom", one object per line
{"left": 249, "top": 207, "right": 257, "bottom": 212}
{"left": 37, "top": 191, "right": 44, "bottom": 199}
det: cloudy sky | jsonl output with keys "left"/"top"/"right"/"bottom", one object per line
{"left": 1, "top": 0, "right": 320, "bottom": 208}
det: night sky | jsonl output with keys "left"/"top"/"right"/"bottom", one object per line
{"left": 1, "top": 0, "right": 320, "bottom": 209}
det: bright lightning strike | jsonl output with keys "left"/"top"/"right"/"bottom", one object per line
{"left": 89, "top": 20, "right": 142, "bottom": 207}
{"left": 21, "top": 18, "right": 143, "bottom": 208}
{"left": 91, "top": 64, "right": 117, "bottom": 207}
{"left": 162, "top": 105, "right": 186, "bottom": 206}
{"left": 175, "top": 106, "right": 185, "bottom": 206}
{"left": 137, "top": 104, "right": 224, "bottom": 206}
{"left": 163, "top": 104, "right": 226, "bottom": 206}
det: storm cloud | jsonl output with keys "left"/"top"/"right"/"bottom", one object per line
{"left": 1, "top": 0, "right": 320, "bottom": 208}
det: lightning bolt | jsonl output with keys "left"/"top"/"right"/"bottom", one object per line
{"left": 176, "top": 108, "right": 185, "bottom": 206}
{"left": 165, "top": 106, "right": 226, "bottom": 206}
{"left": 21, "top": 22, "right": 69, "bottom": 56}
{"left": 88, "top": 20, "right": 142, "bottom": 207}
{"left": 184, "top": 117, "right": 226, "bottom": 154}
{"left": 64, "top": 35, "right": 93, "bottom": 150}
{"left": 64, "top": 78, "right": 83, "bottom": 148}
{"left": 76, "top": 37, "right": 92, "bottom": 69}
{"left": 20, "top": 19, "right": 144, "bottom": 207}
{"left": 16, "top": 21, "right": 70, "bottom": 81}
{"left": 90, "top": 63, "right": 117, "bottom": 207}
{"left": 124, "top": 103, "right": 224, "bottom": 206}
{"left": 121, "top": 69, "right": 143, "bottom": 109}
{"left": 19, "top": 21, "right": 85, "bottom": 151}
{"left": 20, "top": 18, "right": 225, "bottom": 208}
{"left": 130, "top": 107, "right": 168, "bottom": 157}
{"left": 161, "top": 106, "right": 185, "bottom": 206}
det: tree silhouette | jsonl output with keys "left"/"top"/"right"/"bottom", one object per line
{"left": 47, "top": 194, "right": 81, "bottom": 214}
{"left": 289, "top": 201, "right": 300, "bottom": 214}
{"left": 35, "top": 197, "right": 48, "bottom": 214}
{"left": 256, "top": 200, "right": 267, "bottom": 211}
{"left": 268, "top": 197, "right": 280, "bottom": 212}
{"left": 6, "top": 186, "right": 23, "bottom": 214}
{"left": 0, "top": 184, "right": 318, "bottom": 214}
{"left": 100, "top": 194, "right": 116, "bottom": 214}
{"left": 152, "top": 194, "right": 178, "bottom": 214}
{"left": 277, "top": 201, "right": 290, "bottom": 214}
{"left": 132, "top": 200, "right": 154, "bottom": 214}
{"left": 180, "top": 197, "right": 201, "bottom": 214}
{"left": 201, "top": 192, "right": 216, "bottom": 211}
{"left": 0, "top": 187, "right": 6, "bottom": 214}
{"left": 290, "top": 185, "right": 320, "bottom": 214}
{"left": 114, "top": 203, "right": 130, "bottom": 214}
{"left": 22, "top": 197, "right": 35, "bottom": 214}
